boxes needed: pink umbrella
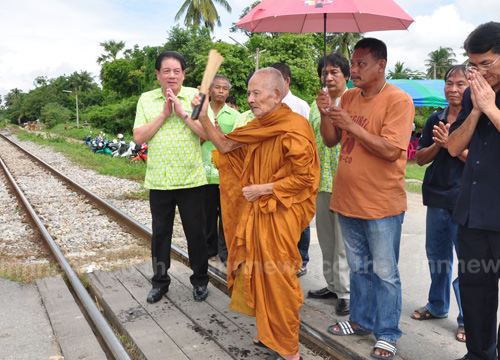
[235,0,414,84]
[235,0,414,34]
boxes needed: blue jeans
[339,213,404,344]
[425,207,463,325]
[298,225,310,268]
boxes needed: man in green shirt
[133,51,209,304]
[307,52,351,316]
[202,75,240,265]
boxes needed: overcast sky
[1,0,499,101]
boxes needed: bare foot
[373,343,396,358]
[330,320,362,332]
[456,326,466,342]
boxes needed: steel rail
[0,154,131,360]
[0,133,343,359]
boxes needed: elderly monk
[187,67,319,360]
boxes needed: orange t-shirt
[330,84,414,219]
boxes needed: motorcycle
[131,143,148,163]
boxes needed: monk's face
[247,73,281,118]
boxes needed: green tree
[425,47,457,79]
[387,61,427,80]
[102,59,135,97]
[326,32,364,59]
[40,102,71,128]
[164,25,213,86]
[175,0,232,31]
[97,40,126,64]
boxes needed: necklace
[362,81,387,98]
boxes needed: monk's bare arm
[190,94,243,153]
[242,183,274,202]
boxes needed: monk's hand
[242,184,273,202]
[432,122,450,149]
[214,118,224,136]
[316,89,331,116]
[191,93,211,125]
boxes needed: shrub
[40,103,71,128]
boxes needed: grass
[16,129,146,183]
[12,123,427,194]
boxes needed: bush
[40,103,72,128]
[82,96,139,134]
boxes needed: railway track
[0,131,358,360]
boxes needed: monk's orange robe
[219,104,320,355]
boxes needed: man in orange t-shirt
[187,67,320,360]
[320,38,414,360]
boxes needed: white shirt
[282,90,311,119]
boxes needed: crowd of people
[132,21,500,360]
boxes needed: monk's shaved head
[254,67,285,97]
[247,68,284,118]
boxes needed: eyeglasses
[466,54,500,72]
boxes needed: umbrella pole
[323,13,327,88]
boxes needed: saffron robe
[219,104,320,354]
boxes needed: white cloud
[0,0,496,101]
[371,4,475,73]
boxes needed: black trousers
[458,224,500,360]
[150,187,209,290]
[203,184,227,260]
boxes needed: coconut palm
[425,46,457,79]
[326,32,364,59]
[175,0,231,31]
[96,40,126,65]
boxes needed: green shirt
[201,103,240,184]
[133,86,207,190]
[232,109,255,130]
[308,101,340,193]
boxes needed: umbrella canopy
[347,79,448,108]
[235,0,414,34]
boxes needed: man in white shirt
[270,62,311,278]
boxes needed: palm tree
[388,61,411,79]
[425,47,457,79]
[96,40,126,65]
[68,71,96,92]
[175,0,231,31]
[326,32,364,59]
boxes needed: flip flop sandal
[328,321,371,336]
[411,306,447,320]
[253,338,268,348]
[456,325,466,342]
[264,353,302,360]
[371,340,397,360]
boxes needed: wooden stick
[191,49,224,119]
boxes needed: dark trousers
[458,224,500,360]
[203,184,227,260]
[150,187,209,290]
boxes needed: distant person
[411,65,469,344]
[133,51,209,304]
[448,21,500,360]
[188,67,320,360]
[323,38,414,359]
[307,51,351,317]
[270,62,311,278]
[225,95,238,111]
[202,75,239,265]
